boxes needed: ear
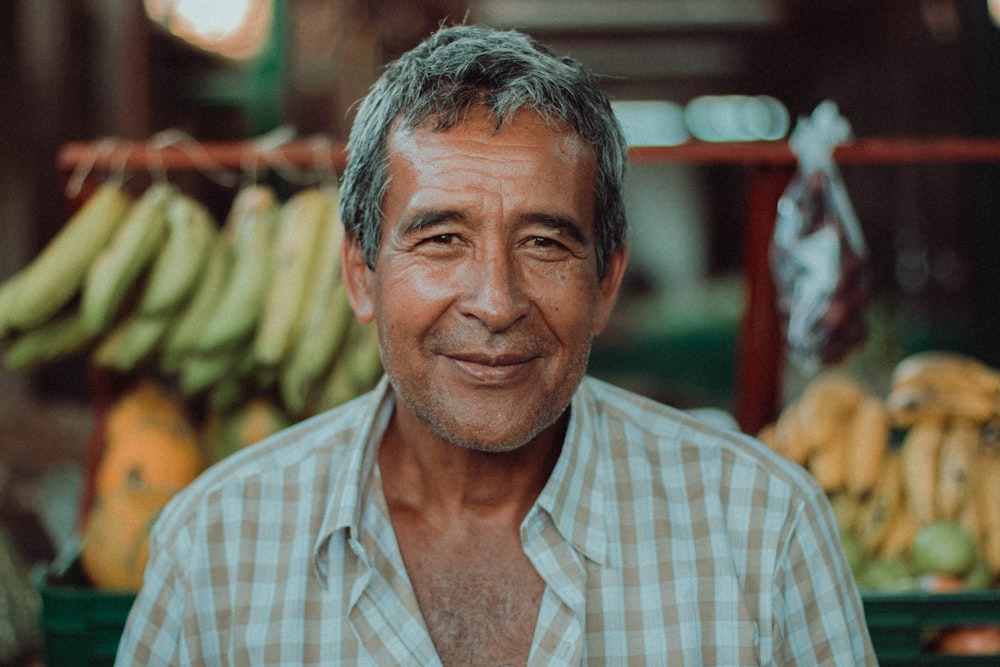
[341,232,376,324]
[592,243,629,336]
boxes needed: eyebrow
[402,209,461,236]
[402,209,589,245]
[522,212,589,245]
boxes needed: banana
[91,310,172,372]
[5,183,132,331]
[280,284,354,416]
[885,383,999,427]
[139,193,218,315]
[2,310,92,369]
[807,435,847,493]
[311,320,381,414]
[898,417,945,525]
[878,504,917,561]
[891,350,1000,396]
[796,372,865,455]
[828,490,860,537]
[974,444,1000,573]
[195,185,280,351]
[178,341,250,397]
[773,401,808,466]
[755,422,778,451]
[253,187,334,367]
[280,190,350,414]
[958,468,982,547]
[0,272,25,340]
[206,374,248,414]
[853,449,903,556]
[346,320,383,394]
[81,183,174,334]
[935,418,980,520]
[160,235,233,356]
[843,395,890,499]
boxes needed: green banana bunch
[3,311,92,370]
[81,183,174,334]
[0,276,23,341]
[2,183,131,332]
[279,186,350,414]
[91,309,173,372]
[253,187,335,367]
[139,192,218,315]
[195,185,280,352]
[160,235,233,359]
[178,343,248,397]
[313,319,382,413]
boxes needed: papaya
[79,481,179,591]
[95,377,205,499]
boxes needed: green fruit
[911,520,977,577]
[858,557,917,592]
[964,556,993,590]
[840,531,866,575]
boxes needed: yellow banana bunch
[760,352,1000,579]
[976,443,1000,573]
[898,417,945,526]
[886,351,1000,427]
[796,373,867,492]
[843,395,890,499]
[935,418,980,520]
[852,448,904,556]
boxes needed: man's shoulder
[579,376,822,496]
[151,391,375,541]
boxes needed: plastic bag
[770,101,869,372]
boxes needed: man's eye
[426,234,456,245]
[528,236,563,249]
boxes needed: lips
[447,351,538,383]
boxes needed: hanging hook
[65,138,117,199]
[148,128,240,188]
[307,133,338,189]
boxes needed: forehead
[385,106,595,176]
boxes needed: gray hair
[339,24,628,278]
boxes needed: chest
[397,528,546,666]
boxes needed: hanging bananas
[0,178,383,424]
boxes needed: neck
[378,405,567,524]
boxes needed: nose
[458,249,529,332]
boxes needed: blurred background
[2,1,1000,660]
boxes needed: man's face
[343,106,627,453]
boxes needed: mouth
[447,351,538,384]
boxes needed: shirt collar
[534,376,609,565]
[313,375,394,579]
[313,374,611,575]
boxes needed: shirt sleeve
[114,525,198,666]
[771,486,879,666]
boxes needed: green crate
[38,575,136,667]
[863,590,1000,665]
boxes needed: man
[116,24,877,665]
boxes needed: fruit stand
[4,135,1000,663]
[2,136,383,665]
